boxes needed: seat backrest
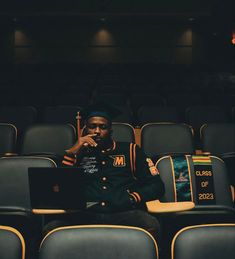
[20,124,76,156]
[0,225,25,259]
[0,156,56,211]
[166,94,202,109]
[186,106,230,149]
[0,123,17,155]
[137,106,181,126]
[232,106,235,122]
[42,106,81,126]
[207,94,235,107]
[0,93,17,106]
[200,123,235,186]
[185,106,230,132]
[112,123,135,143]
[39,225,158,259]
[130,94,166,112]
[93,93,127,106]
[53,93,90,106]
[0,106,37,133]
[141,123,195,160]
[111,105,133,124]
[200,123,235,155]
[13,92,53,108]
[171,224,235,259]
[221,153,235,185]
[156,155,233,209]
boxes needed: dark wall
[0,18,208,65]
[0,0,233,69]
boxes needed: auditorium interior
[0,1,235,259]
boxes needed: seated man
[44,102,165,241]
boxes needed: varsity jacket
[62,141,165,213]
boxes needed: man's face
[86,116,112,146]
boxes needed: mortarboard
[79,101,121,122]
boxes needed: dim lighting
[100,17,106,23]
[12,17,18,23]
[188,17,195,22]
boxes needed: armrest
[146,200,195,213]
[32,208,82,214]
[32,209,67,214]
[2,153,18,157]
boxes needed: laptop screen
[28,167,89,210]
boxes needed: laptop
[28,167,90,210]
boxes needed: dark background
[0,0,234,103]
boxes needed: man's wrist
[66,149,75,155]
[129,194,137,208]
[66,145,82,155]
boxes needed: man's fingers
[83,139,98,147]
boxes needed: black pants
[43,209,161,242]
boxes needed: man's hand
[66,134,98,155]
[108,189,137,212]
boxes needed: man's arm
[61,151,77,166]
[61,133,97,166]
[128,145,165,204]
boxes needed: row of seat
[1,154,233,214]
[0,122,234,184]
[0,121,234,155]
[1,68,234,93]
[1,224,235,259]
[0,104,235,135]
[0,154,234,258]
[1,92,235,109]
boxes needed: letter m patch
[110,155,126,167]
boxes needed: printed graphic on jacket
[146,158,159,175]
[80,156,100,174]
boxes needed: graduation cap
[79,102,121,123]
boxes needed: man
[44,102,165,241]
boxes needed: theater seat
[166,93,202,115]
[53,93,90,107]
[146,154,235,257]
[171,224,235,259]
[0,156,56,234]
[153,155,234,212]
[232,106,235,122]
[200,123,235,186]
[111,105,133,124]
[0,225,25,259]
[147,154,235,222]
[20,124,76,162]
[0,123,17,156]
[130,93,166,112]
[39,225,159,259]
[112,123,135,143]
[137,106,181,126]
[185,106,230,149]
[93,93,128,106]
[200,123,235,155]
[42,106,81,127]
[141,123,195,161]
[0,106,37,133]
